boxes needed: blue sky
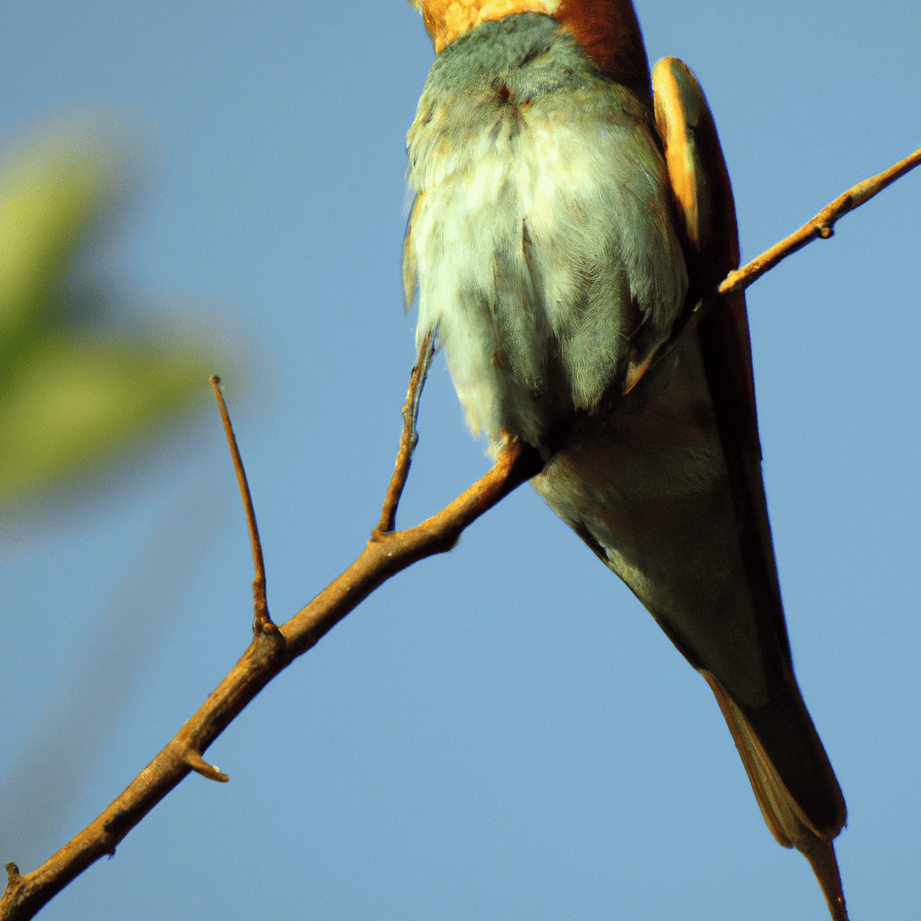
[2,2,920,919]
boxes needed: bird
[402,2,849,918]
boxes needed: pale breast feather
[404,14,687,447]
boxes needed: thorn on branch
[210,376,275,637]
[186,751,229,783]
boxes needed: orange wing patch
[653,57,710,256]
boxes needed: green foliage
[0,118,224,511]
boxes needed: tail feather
[702,671,849,920]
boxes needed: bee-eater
[403,2,848,918]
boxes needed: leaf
[0,115,232,514]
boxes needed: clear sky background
[2,2,920,919]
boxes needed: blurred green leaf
[0,117,229,512]
[0,128,109,345]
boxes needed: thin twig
[287,435,543,660]
[375,332,435,537]
[210,376,274,635]
[634,143,921,386]
[0,426,539,921]
[721,143,921,295]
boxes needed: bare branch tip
[186,752,229,783]
[716,144,920,302]
[375,331,437,535]
[4,862,22,885]
[211,377,271,628]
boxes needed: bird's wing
[534,53,848,919]
[652,56,849,918]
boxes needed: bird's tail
[701,671,849,921]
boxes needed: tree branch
[720,143,921,295]
[0,356,541,921]
[638,143,921,383]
